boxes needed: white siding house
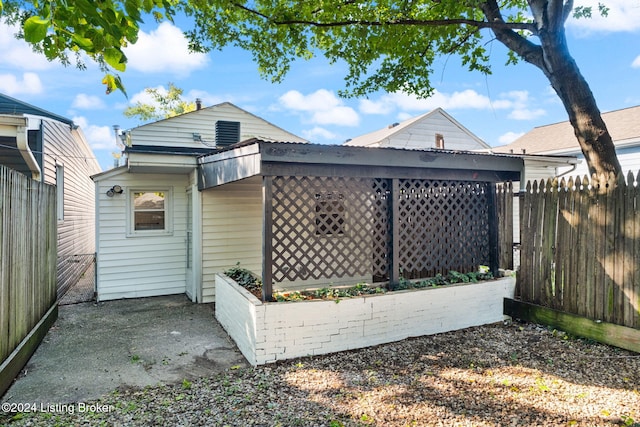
[493,105,640,244]
[344,107,491,151]
[494,105,640,179]
[0,93,101,296]
[93,102,306,302]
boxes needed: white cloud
[124,22,208,75]
[508,108,546,120]
[73,116,118,151]
[302,127,337,142]
[568,0,640,33]
[632,55,640,68]
[0,21,56,70]
[72,94,106,110]
[359,98,394,115]
[278,89,360,127]
[498,131,525,145]
[184,90,226,107]
[360,89,546,122]
[0,72,43,95]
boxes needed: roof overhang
[126,152,198,174]
[198,141,524,190]
[123,145,212,174]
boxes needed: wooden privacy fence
[518,172,639,329]
[0,165,57,395]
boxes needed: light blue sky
[1,0,640,171]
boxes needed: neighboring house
[491,107,640,245]
[344,107,491,151]
[0,93,101,296]
[92,102,308,303]
[494,105,640,179]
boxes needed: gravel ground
[2,321,639,427]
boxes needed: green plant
[182,379,192,390]
[224,263,262,293]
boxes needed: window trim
[56,163,64,222]
[126,188,173,237]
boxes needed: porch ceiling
[198,141,523,190]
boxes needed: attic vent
[215,120,240,147]
[435,133,444,149]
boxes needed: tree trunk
[481,0,622,179]
[535,26,622,179]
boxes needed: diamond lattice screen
[397,179,491,278]
[271,176,376,283]
[269,176,492,285]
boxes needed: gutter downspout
[16,122,42,181]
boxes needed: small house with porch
[94,101,523,305]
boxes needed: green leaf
[103,47,127,72]
[23,16,50,43]
[72,34,95,51]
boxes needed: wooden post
[487,182,500,277]
[388,178,400,288]
[262,176,274,302]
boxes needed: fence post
[487,183,499,277]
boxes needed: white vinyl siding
[561,145,640,179]
[381,112,485,151]
[40,121,101,264]
[130,102,306,148]
[95,171,189,301]
[201,176,263,303]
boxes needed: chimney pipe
[196,98,202,110]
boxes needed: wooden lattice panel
[397,179,490,278]
[271,176,375,284]
[372,178,391,281]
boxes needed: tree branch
[480,0,545,70]
[231,2,537,33]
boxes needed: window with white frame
[128,189,171,235]
[56,164,64,221]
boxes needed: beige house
[344,107,491,151]
[0,93,101,297]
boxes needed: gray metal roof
[0,93,75,126]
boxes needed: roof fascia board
[259,142,523,173]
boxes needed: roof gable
[495,105,640,155]
[128,102,307,149]
[344,107,490,150]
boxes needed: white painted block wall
[215,274,516,366]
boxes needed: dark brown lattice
[269,176,492,286]
[271,176,375,283]
[397,179,490,278]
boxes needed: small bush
[224,263,262,294]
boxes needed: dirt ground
[2,320,638,426]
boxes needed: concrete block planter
[215,274,516,366]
